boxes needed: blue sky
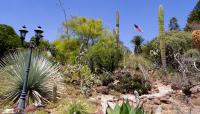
[0,0,198,49]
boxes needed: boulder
[160,98,171,104]
[154,99,161,105]
[96,86,109,94]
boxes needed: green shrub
[113,69,151,95]
[0,24,21,56]
[184,49,200,59]
[52,38,81,64]
[106,100,145,114]
[64,64,95,95]
[66,100,89,114]
[100,72,114,86]
[142,31,194,69]
[0,50,61,104]
[86,38,123,73]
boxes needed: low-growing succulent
[106,100,145,114]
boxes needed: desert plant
[142,31,194,69]
[66,100,89,114]
[113,69,151,95]
[158,5,167,71]
[0,50,61,105]
[86,37,123,73]
[131,36,144,55]
[64,64,95,95]
[106,100,145,114]
[192,30,200,51]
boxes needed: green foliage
[64,64,95,94]
[33,109,48,114]
[66,100,89,114]
[106,100,145,114]
[131,36,144,55]
[0,50,61,104]
[142,31,194,69]
[64,17,104,45]
[52,38,81,64]
[184,1,200,31]
[169,17,180,31]
[0,24,21,56]
[100,72,114,86]
[86,38,123,73]
[184,49,200,59]
[114,70,151,95]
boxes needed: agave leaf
[113,103,121,114]
[120,102,129,114]
[125,99,131,112]
[135,106,145,114]
[106,104,114,114]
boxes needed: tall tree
[169,17,180,31]
[184,0,200,31]
[131,35,144,55]
[158,5,167,71]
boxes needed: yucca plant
[0,50,61,105]
[106,100,145,114]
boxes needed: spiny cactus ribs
[192,30,200,51]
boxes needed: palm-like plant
[0,50,61,105]
[131,35,144,55]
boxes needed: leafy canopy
[0,24,21,56]
[64,17,104,45]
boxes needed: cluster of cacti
[158,5,167,71]
[106,100,145,114]
[192,30,200,51]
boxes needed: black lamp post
[17,26,43,113]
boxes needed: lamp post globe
[19,26,28,46]
[34,26,43,46]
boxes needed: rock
[160,98,171,104]
[96,86,109,94]
[155,105,162,114]
[190,85,200,94]
[171,83,180,90]
[191,94,198,99]
[141,98,148,103]
[154,99,161,105]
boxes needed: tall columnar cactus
[115,10,120,47]
[192,30,200,51]
[158,5,167,71]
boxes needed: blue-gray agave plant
[0,50,61,105]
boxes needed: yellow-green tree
[158,5,166,71]
[53,38,81,64]
[64,17,103,46]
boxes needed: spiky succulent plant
[106,100,145,114]
[0,50,61,105]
